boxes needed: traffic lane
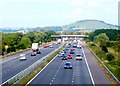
[52,58,73,84]
[29,44,92,85]
[2,44,57,65]
[82,43,111,84]
[2,44,61,83]
[2,44,60,71]
[2,49,33,63]
[73,48,92,84]
[53,48,92,84]
[28,54,63,84]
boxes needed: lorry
[32,43,39,52]
[57,39,62,44]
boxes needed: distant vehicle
[73,40,77,44]
[70,48,74,50]
[44,45,47,48]
[62,55,67,60]
[77,44,82,48]
[67,55,72,59]
[31,52,36,56]
[64,62,72,69]
[76,54,82,60]
[58,53,63,57]
[63,49,66,53]
[32,43,39,52]
[36,50,41,54]
[73,44,77,48]
[20,54,26,61]
[61,51,65,55]
[70,50,74,54]
[49,45,53,48]
[65,48,68,51]
[57,39,62,44]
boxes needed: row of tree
[85,29,120,61]
[88,29,120,41]
[2,30,58,55]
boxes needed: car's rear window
[76,55,81,57]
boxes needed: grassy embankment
[86,41,120,82]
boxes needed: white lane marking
[82,47,95,85]
[72,52,76,85]
[50,61,63,84]
[26,45,64,85]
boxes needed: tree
[16,37,31,49]
[94,33,109,47]
[94,33,109,42]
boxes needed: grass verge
[85,41,120,84]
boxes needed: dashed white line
[50,61,63,84]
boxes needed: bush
[91,43,96,46]
[101,46,108,53]
[107,53,114,61]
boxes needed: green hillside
[62,20,118,32]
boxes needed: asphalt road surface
[1,44,61,84]
[28,43,93,85]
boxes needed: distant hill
[62,20,118,32]
[0,20,118,33]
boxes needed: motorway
[27,43,93,85]
[1,43,61,84]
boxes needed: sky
[0,0,119,28]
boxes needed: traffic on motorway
[1,43,61,84]
[27,39,93,85]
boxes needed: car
[58,53,63,57]
[63,49,66,53]
[44,45,47,48]
[67,55,72,59]
[20,54,26,61]
[77,44,82,48]
[73,44,77,48]
[70,50,74,54]
[62,55,67,60]
[61,51,65,55]
[31,52,36,56]
[49,45,53,48]
[64,62,72,69]
[65,48,68,51]
[70,48,74,50]
[76,54,82,60]
[36,50,41,54]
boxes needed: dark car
[64,62,72,69]
[62,55,67,60]
[63,49,66,53]
[70,50,74,54]
[37,50,41,54]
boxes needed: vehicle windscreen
[76,55,81,57]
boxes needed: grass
[86,41,120,83]
[16,45,65,85]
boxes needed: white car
[49,45,53,48]
[76,54,82,60]
[61,51,65,55]
[20,54,26,61]
[77,44,82,48]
